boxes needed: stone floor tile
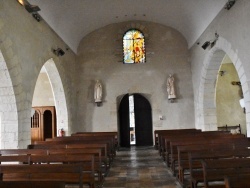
[103,146,181,188]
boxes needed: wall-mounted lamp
[202,33,219,50]
[17,0,25,6]
[32,13,41,22]
[17,0,41,22]
[231,81,241,86]
[225,0,236,10]
[219,70,226,76]
[53,48,65,56]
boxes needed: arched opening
[31,58,68,143]
[216,55,246,135]
[118,93,153,147]
[196,38,248,135]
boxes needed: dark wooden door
[43,110,53,140]
[118,93,153,147]
[118,94,130,147]
[134,94,153,146]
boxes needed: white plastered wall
[191,0,250,136]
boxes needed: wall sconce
[231,81,241,86]
[25,4,41,13]
[17,0,41,12]
[17,0,41,22]
[32,13,41,22]
[202,33,219,50]
[53,48,65,56]
[225,0,236,10]
[219,70,226,76]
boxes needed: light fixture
[231,81,241,86]
[201,33,219,50]
[17,0,25,6]
[202,41,211,50]
[25,4,41,13]
[219,70,226,76]
[53,48,65,56]
[32,13,41,22]
[225,0,236,10]
[17,0,41,22]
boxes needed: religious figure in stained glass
[123,29,145,64]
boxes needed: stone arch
[0,50,18,149]
[42,58,69,135]
[196,37,249,136]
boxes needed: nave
[103,146,180,188]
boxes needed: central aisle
[103,146,181,188]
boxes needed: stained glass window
[123,29,145,64]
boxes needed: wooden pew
[177,140,250,184]
[71,132,118,150]
[161,131,237,162]
[218,124,241,134]
[0,149,48,156]
[155,129,201,154]
[188,149,250,188]
[47,148,104,182]
[28,142,111,168]
[166,133,244,168]
[202,158,250,188]
[224,174,250,188]
[154,129,200,149]
[0,164,87,188]
[0,149,97,187]
[169,136,246,174]
[30,154,95,188]
[41,136,116,160]
[0,181,65,188]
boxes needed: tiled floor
[103,146,181,188]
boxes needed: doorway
[118,93,153,147]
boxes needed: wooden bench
[155,129,200,154]
[71,132,118,150]
[188,149,250,188]
[177,140,250,184]
[202,158,250,188]
[40,136,116,160]
[0,149,48,156]
[28,143,111,168]
[47,148,104,182]
[224,174,250,188]
[0,164,87,188]
[0,181,65,188]
[0,151,96,187]
[34,154,95,187]
[218,124,241,134]
[161,131,237,162]
[166,134,245,169]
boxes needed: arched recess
[42,58,68,135]
[0,50,18,149]
[118,93,153,147]
[196,37,250,136]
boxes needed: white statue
[166,74,176,100]
[94,80,102,103]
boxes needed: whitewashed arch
[42,58,69,135]
[196,37,249,136]
[0,50,18,149]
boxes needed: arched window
[123,29,145,64]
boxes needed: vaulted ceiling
[28,0,228,53]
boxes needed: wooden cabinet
[31,106,56,143]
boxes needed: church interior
[0,0,250,187]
